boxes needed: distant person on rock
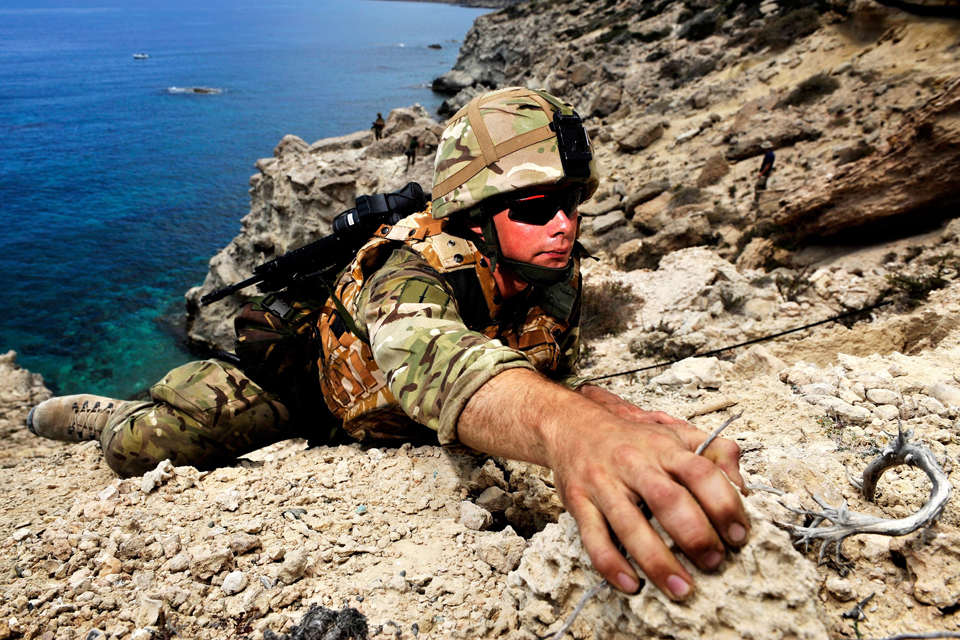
[404,135,421,170]
[372,112,385,140]
[754,140,775,202]
[28,87,748,602]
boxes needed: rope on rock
[588,300,893,383]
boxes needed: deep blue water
[0,0,486,399]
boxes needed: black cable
[588,299,893,383]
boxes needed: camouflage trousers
[101,360,296,478]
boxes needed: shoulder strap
[444,269,493,329]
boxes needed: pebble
[221,570,248,595]
[459,502,493,531]
[866,388,900,406]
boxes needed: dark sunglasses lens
[507,191,580,225]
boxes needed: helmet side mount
[551,110,593,179]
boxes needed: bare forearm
[457,368,602,468]
[456,368,750,600]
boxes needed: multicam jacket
[316,209,583,451]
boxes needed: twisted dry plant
[779,422,952,564]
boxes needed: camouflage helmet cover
[431,87,600,219]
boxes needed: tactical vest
[316,209,580,443]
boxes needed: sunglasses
[504,190,581,226]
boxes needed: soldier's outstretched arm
[457,368,749,600]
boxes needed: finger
[673,423,748,494]
[698,436,749,495]
[670,452,751,548]
[630,410,687,426]
[564,491,643,594]
[598,486,695,600]
[633,463,729,572]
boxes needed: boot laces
[68,400,116,440]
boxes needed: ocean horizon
[0,0,488,400]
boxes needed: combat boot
[27,395,123,442]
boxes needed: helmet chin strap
[470,204,574,288]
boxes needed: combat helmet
[431,87,599,286]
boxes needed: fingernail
[728,523,747,544]
[617,572,640,593]
[667,575,691,599]
[703,550,723,569]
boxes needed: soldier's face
[493,195,578,269]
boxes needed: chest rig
[315,209,580,443]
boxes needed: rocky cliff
[3,1,960,639]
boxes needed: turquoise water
[0,0,486,399]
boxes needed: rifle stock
[199,182,427,307]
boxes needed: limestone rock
[222,571,248,595]
[616,214,713,271]
[460,501,493,531]
[506,506,829,639]
[736,237,776,271]
[141,460,175,493]
[278,549,309,585]
[734,345,788,379]
[589,83,622,118]
[431,69,475,93]
[614,118,665,152]
[623,179,671,215]
[475,526,526,574]
[590,211,627,235]
[651,357,723,389]
[891,530,960,607]
[188,546,233,582]
[776,80,960,239]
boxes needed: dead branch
[778,423,952,564]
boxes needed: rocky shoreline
[3,0,960,638]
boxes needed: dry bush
[581,280,643,340]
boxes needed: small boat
[133,53,149,59]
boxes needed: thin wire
[589,300,892,383]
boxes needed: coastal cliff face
[188,0,960,355]
[4,2,960,639]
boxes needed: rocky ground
[4,0,960,638]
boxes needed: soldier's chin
[535,252,572,268]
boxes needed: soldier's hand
[545,404,749,600]
[457,369,749,601]
[576,384,747,493]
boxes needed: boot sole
[26,406,37,436]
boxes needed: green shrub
[775,268,812,302]
[779,72,840,107]
[720,289,746,313]
[885,271,948,305]
[581,281,644,340]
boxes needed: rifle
[201,182,428,306]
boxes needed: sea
[0,0,488,400]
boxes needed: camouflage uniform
[100,225,582,476]
[98,86,595,477]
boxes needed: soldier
[754,139,776,202]
[404,135,420,170]
[28,87,748,600]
